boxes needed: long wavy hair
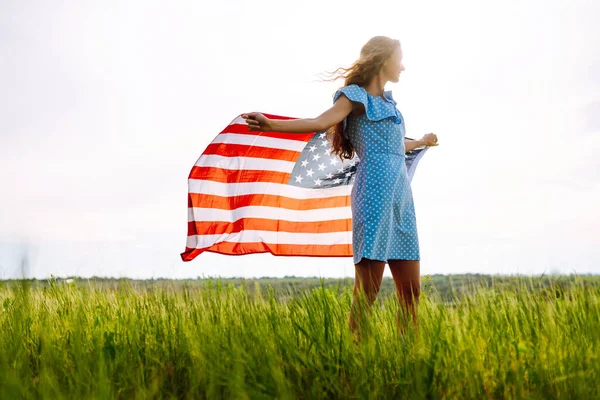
[320,36,401,161]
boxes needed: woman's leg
[348,257,386,340]
[388,259,421,338]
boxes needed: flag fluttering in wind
[181,113,429,262]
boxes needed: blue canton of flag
[288,130,358,188]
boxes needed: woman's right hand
[421,132,439,146]
[241,112,273,132]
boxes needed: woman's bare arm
[405,133,439,152]
[404,139,426,153]
[243,95,354,133]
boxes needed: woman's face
[383,47,404,83]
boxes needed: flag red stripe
[181,242,352,261]
[187,217,351,235]
[181,248,204,261]
[189,167,290,183]
[203,143,301,161]
[187,194,197,236]
[188,193,350,211]
[220,124,315,142]
[260,113,299,120]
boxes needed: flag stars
[290,130,364,189]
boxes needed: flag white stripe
[196,154,296,173]
[212,133,308,152]
[194,154,296,172]
[227,115,246,125]
[188,206,351,222]
[188,180,353,199]
[186,230,352,248]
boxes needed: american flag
[180,113,429,261]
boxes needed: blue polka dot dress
[333,84,420,264]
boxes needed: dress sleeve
[333,84,369,109]
[333,84,401,124]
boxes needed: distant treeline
[2,273,598,303]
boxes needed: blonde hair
[320,36,401,161]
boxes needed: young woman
[242,36,438,339]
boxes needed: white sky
[1,0,599,279]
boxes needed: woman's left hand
[421,133,439,146]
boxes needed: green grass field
[1,276,598,399]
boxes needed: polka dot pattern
[333,84,420,264]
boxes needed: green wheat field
[1,274,599,399]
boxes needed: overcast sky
[1,0,599,280]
